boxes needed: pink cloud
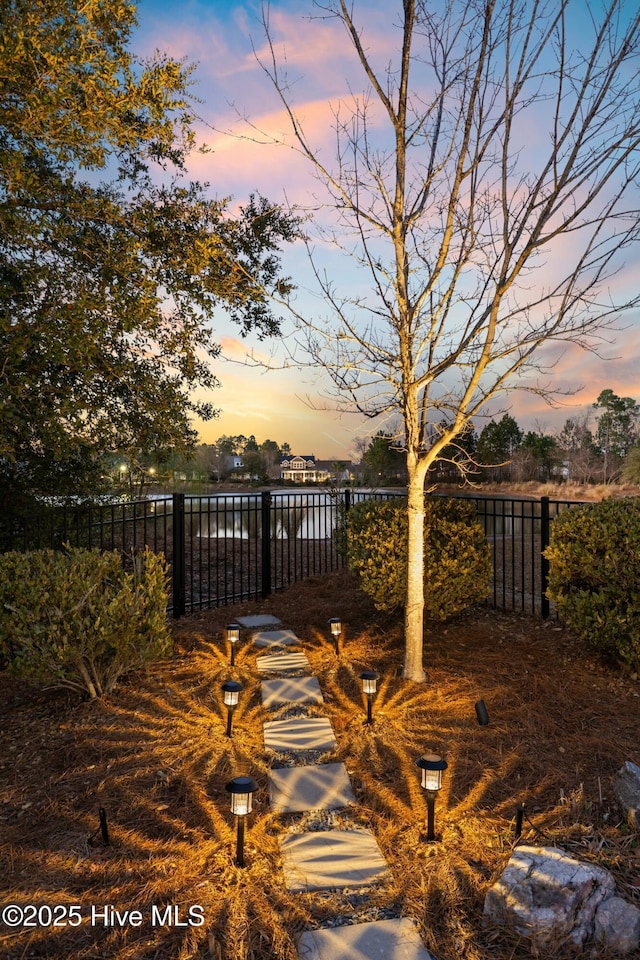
[488,323,640,433]
[184,89,385,218]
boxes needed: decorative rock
[483,845,637,949]
[614,760,640,830]
[594,896,640,954]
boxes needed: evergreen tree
[362,432,406,485]
[477,415,523,481]
[593,390,640,482]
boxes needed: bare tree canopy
[256,0,640,680]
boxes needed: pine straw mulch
[1,571,639,960]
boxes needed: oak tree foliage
[0,0,297,500]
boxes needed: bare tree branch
[253,0,640,679]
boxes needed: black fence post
[540,496,550,619]
[344,488,351,512]
[172,492,186,619]
[261,491,272,599]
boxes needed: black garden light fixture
[416,753,448,841]
[328,617,342,653]
[221,680,243,738]
[359,670,379,724]
[226,623,241,666]
[474,698,490,725]
[225,775,258,867]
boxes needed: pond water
[145,488,397,540]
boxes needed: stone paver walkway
[254,628,300,648]
[252,622,433,960]
[236,614,282,628]
[269,762,355,814]
[264,717,337,753]
[281,829,389,891]
[261,676,324,709]
[297,919,435,960]
[256,651,311,674]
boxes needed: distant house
[224,455,258,481]
[280,455,352,483]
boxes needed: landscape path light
[359,670,379,725]
[475,699,490,726]
[225,775,258,867]
[416,753,448,841]
[328,617,342,653]
[221,680,243,738]
[226,623,241,666]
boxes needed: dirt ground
[1,570,639,960]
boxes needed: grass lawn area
[1,570,639,960]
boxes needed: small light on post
[416,753,448,841]
[359,670,378,725]
[226,623,241,666]
[328,618,342,653]
[225,775,258,867]
[221,680,243,738]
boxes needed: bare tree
[255,0,640,681]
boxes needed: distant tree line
[106,435,293,493]
[102,387,640,494]
[355,389,640,487]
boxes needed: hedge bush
[0,546,171,698]
[345,497,492,619]
[545,498,640,669]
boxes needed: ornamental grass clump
[0,545,170,698]
[345,497,492,619]
[545,497,640,669]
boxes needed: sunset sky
[135,0,640,459]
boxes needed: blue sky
[133,0,640,457]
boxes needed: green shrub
[545,498,640,669]
[345,497,492,619]
[0,546,171,698]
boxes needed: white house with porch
[280,455,352,483]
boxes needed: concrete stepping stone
[269,762,355,814]
[236,614,282,628]
[280,829,388,892]
[254,629,299,648]
[264,717,337,753]
[297,919,435,960]
[256,651,311,674]
[262,676,324,709]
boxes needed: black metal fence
[436,493,585,617]
[1,489,586,618]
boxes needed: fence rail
[1,490,586,618]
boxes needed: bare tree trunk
[256,0,640,681]
[404,455,428,682]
